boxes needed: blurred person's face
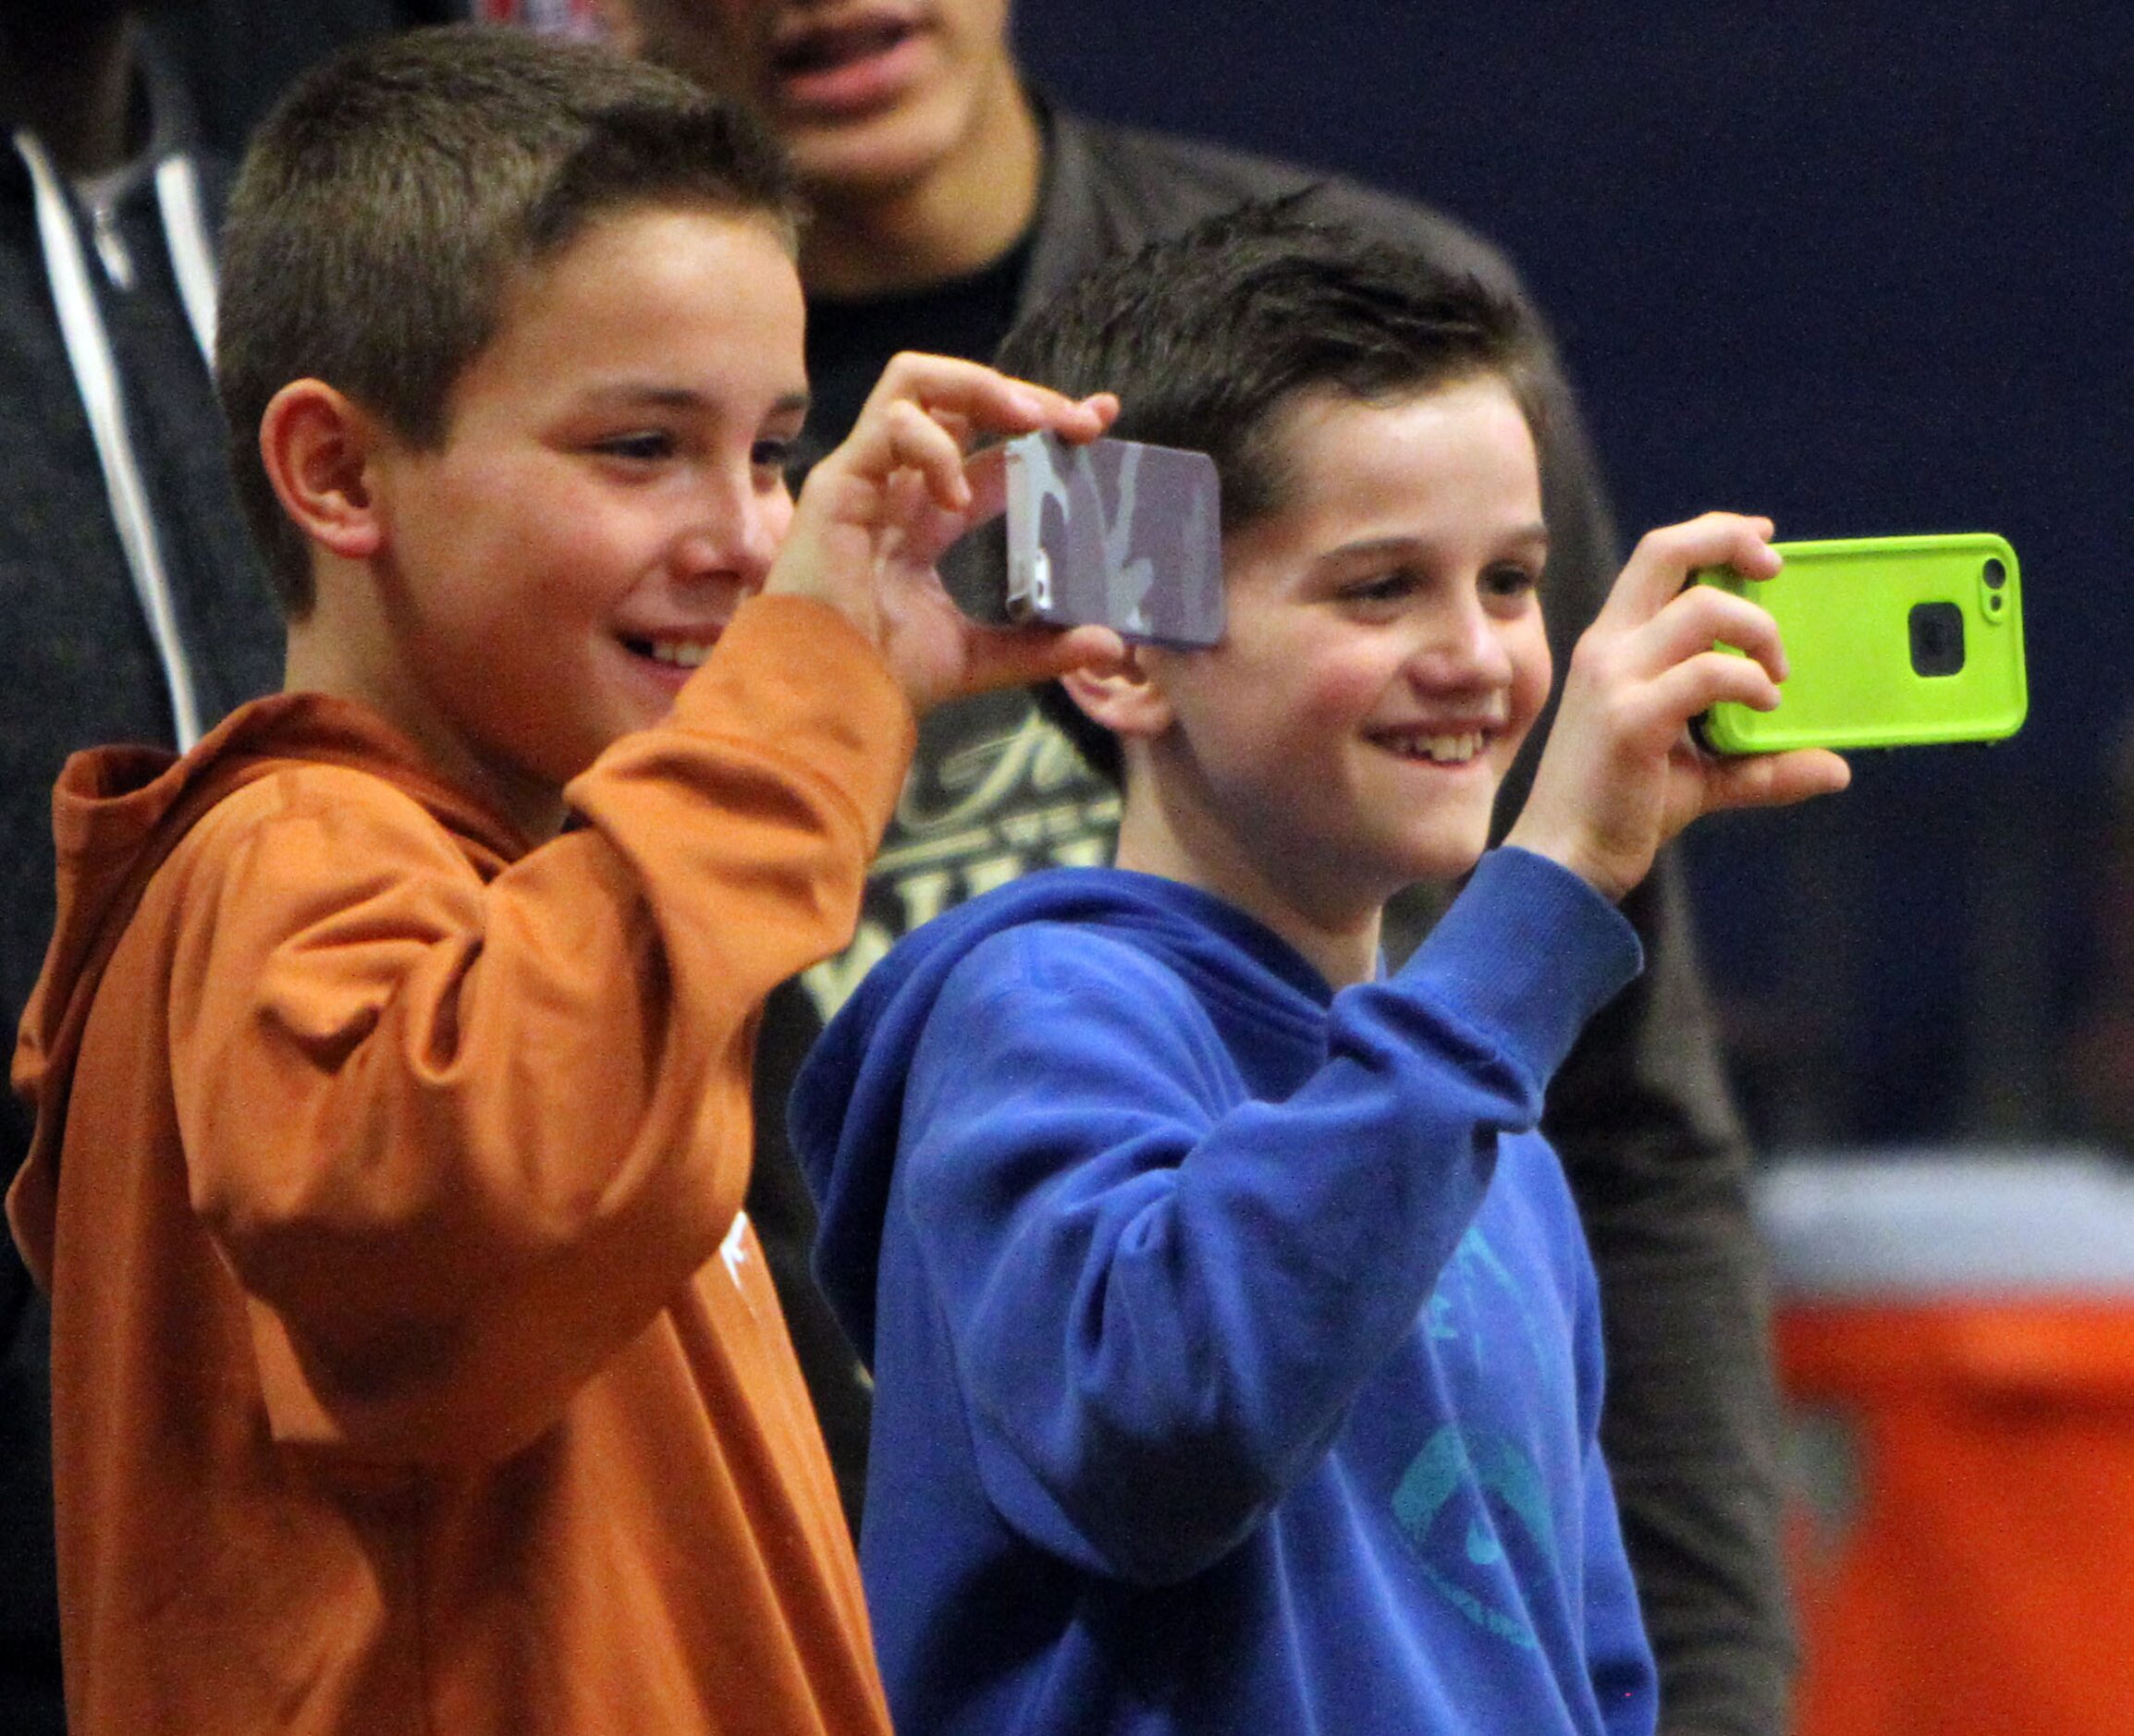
[602,0,1021,198]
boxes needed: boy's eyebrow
[1321,522,1551,562]
[580,384,813,420]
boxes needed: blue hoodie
[791,847,1658,1735]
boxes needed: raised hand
[765,352,1127,715]
[1504,512,1851,899]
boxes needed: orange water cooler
[1760,1152,2134,1736]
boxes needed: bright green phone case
[1695,532,2028,753]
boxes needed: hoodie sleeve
[162,597,912,1464]
[893,847,1640,1583]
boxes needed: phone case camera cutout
[1693,532,2027,753]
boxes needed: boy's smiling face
[1127,376,1551,947]
[354,204,809,835]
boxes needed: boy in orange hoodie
[5,25,1120,1733]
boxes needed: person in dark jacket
[2,6,286,1730]
[598,5,1794,1727]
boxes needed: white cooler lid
[1756,1147,2134,1297]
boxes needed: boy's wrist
[655,593,916,835]
[1398,846,1644,1083]
[1497,817,1637,904]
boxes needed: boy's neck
[797,73,1042,299]
[1113,796,1385,991]
[285,601,569,847]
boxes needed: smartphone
[1003,431,1225,647]
[1693,533,2027,753]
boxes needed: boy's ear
[1061,648,1173,741]
[257,379,387,563]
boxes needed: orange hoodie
[8,595,902,1734]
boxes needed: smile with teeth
[631,638,717,670]
[1374,727,1490,764]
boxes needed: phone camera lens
[1982,556,2007,590]
[1909,601,1966,677]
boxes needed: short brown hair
[217,24,802,615]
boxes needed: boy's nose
[676,479,786,593]
[1407,595,1514,690]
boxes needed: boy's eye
[594,431,676,463]
[752,437,794,471]
[1341,572,1415,607]
[1482,561,1541,601]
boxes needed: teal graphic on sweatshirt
[1389,1227,1558,1648]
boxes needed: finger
[881,398,974,512]
[960,391,1122,523]
[880,463,949,546]
[812,394,971,517]
[1635,648,1785,737]
[1044,622,1131,679]
[1697,747,1852,815]
[956,621,1130,699]
[1603,512,1779,627]
[1637,582,1790,682]
[883,446,1010,578]
[864,352,1112,445]
[1016,387,1110,445]
[1070,393,1122,441]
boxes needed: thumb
[958,622,1129,699]
[1699,747,1853,817]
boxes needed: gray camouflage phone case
[1003,432,1225,647]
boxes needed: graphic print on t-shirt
[803,694,1121,1021]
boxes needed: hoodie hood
[790,867,1334,1366]
[6,691,521,1289]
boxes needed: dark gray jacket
[1,58,282,1736]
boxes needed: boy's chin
[1391,825,1493,889]
[786,101,958,196]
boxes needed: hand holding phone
[1504,512,1849,902]
[769,356,1123,715]
[1694,533,2027,752]
[1002,431,1225,647]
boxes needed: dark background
[1016,0,2133,1155]
[160,0,2133,1155]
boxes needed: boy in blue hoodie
[789,207,1847,1735]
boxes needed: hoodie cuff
[668,594,917,845]
[1398,846,1644,1083]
